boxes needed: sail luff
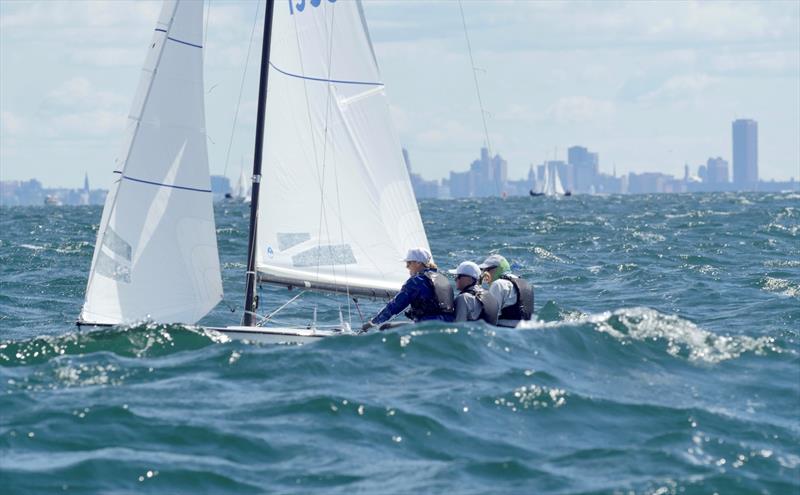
[81,1,180,320]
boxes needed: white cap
[455,261,481,280]
[403,247,432,264]
[479,254,507,270]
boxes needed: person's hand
[360,320,375,333]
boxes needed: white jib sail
[80,0,222,325]
[552,163,566,195]
[234,168,250,201]
[255,0,429,297]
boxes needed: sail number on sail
[290,0,336,15]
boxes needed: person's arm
[488,281,511,319]
[371,280,415,325]
[454,294,469,322]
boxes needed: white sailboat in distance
[78,0,430,344]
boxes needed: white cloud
[415,119,485,147]
[35,78,128,137]
[72,47,147,68]
[47,110,126,137]
[1,111,26,135]
[0,1,159,29]
[548,97,615,125]
[389,104,412,133]
[712,51,799,75]
[44,77,127,110]
[639,74,717,103]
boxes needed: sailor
[479,254,534,327]
[453,261,499,325]
[361,248,455,332]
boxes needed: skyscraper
[732,119,758,189]
[568,145,599,193]
[80,172,90,205]
[705,157,729,184]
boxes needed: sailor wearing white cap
[361,248,455,332]
[453,261,499,325]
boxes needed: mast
[243,0,275,326]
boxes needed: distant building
[80,172,90,205]
[732,119,758,189]
[705,157,729,185]
[568,145,599,193]
[448,170,473,198]
[628,172,672,194]
[444,147,509,198]
[0,178,108,206]
[403,148,440,199]
[697,164,707,182]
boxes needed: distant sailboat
[79,0,429,343]
[232,166,251,203]
[530,163,570,197]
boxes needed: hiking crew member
[479,254,534,327]
[453,261,499,325]
[361,248,454,332]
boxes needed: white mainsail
[80,0,222,325]
[254,0,429,297]
[538,166,549,195]
[542,163,566,196]
[233,167,251,202]
[551,163,566,196]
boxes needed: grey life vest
[498,274,534,321]
[462,284,499,325]
[406,270,455,321]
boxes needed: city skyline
[1,1,798,189]
[2,114,793,193]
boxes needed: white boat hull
[209,325,345,344]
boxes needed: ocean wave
[518,307,782,364]
[0,324,228,367]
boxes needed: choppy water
[1,192,799,494]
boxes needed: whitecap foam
[533,246,569,264]
[517,307,781,364]
[760,277,800,299]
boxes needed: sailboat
[230,165,251,203]
[530,162,570,197]
[547,163,567,196]
[529,165,546,196]
[77,0,430,344]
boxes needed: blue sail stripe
[269,62,383,86]
[153,28,202,49]
[122,175,211,193]
[167,36,202,49]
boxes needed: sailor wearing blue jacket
[361,248,455,332]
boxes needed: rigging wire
[259,290,308,325]
[221,0,262,179]
[292,3,353,324]
[458,0,492,157]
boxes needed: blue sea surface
[1,192,799,494]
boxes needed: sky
[1,0,798,190]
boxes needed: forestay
[80,0,222,325]
[255,0,429,297]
